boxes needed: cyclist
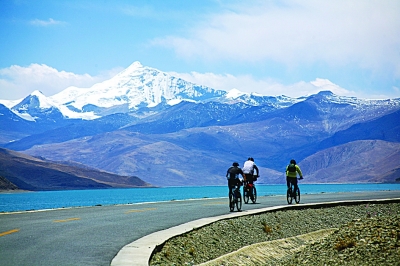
[226,162,245,206]
[242,157,259,184]
[285,159,303,192]
[242,157,259,199]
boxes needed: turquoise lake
[1,183,400,212]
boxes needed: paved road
[1,191,399,266]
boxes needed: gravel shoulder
[150,202,400,265]
[197,228,338,266]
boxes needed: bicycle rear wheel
[294,187,300,204]
[243,186,249,204]
[251,186,257,203]
[229,192,234,212]
[286,188,293,204]
[235,192,242,211]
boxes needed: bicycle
[243,176,258,204]
[287,178,302,204]
[229,181,242,212]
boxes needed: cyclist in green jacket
[285,159,303,191]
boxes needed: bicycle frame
[229,184,242,212]
[286,178,301,204]
[243,179,257,204]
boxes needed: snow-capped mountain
[12,90,65,122]
[4,61,309,121]
[220,88,300,108]
[48,61,227,119]
[1,61,400,131]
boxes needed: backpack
[288,163,296,173]
[228,166,241,179]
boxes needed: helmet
[250,157,254,162]
[290,159,296,164]
[232,162,239,167]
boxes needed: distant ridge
[0,148,153,191]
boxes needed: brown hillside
[301,140,400,183]
[0,148,153,191]
[0,176,18,190]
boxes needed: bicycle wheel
[251,186,257,203]
[294,187,300,204]
[243,186,249,204]
[235,192,242,211]
[286,188,293,204]
[229,192,234,212]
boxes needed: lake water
[1,183,400,213]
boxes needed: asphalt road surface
[1,191,399,266]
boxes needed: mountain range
[1,61,400,188]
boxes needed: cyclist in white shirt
[242,157,259,184]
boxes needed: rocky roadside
[284,214,399,266]
[150,203,400,266]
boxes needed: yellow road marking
[53,217,81,223]
[0,229,20,237]
[125,208,157,214]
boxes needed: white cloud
[155,1,400,76]
[0,64,117,100]
[29,18,66,26]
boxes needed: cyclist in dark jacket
[226,162,245,202]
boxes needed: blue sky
[1,0,399,100]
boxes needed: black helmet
[233,162,239,167]
[248,157,254,161]
[290,159,296,164]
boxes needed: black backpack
[288,164,296,173]
[228,166,241,179]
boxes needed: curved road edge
[111,197,400,266]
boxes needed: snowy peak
[11,90,65,121]
[221,88,300,108]
[13,90,56,112]
[225,88,246,99]
[116,61,144,75]
[50,61,226,113]
[309,90,400,109]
